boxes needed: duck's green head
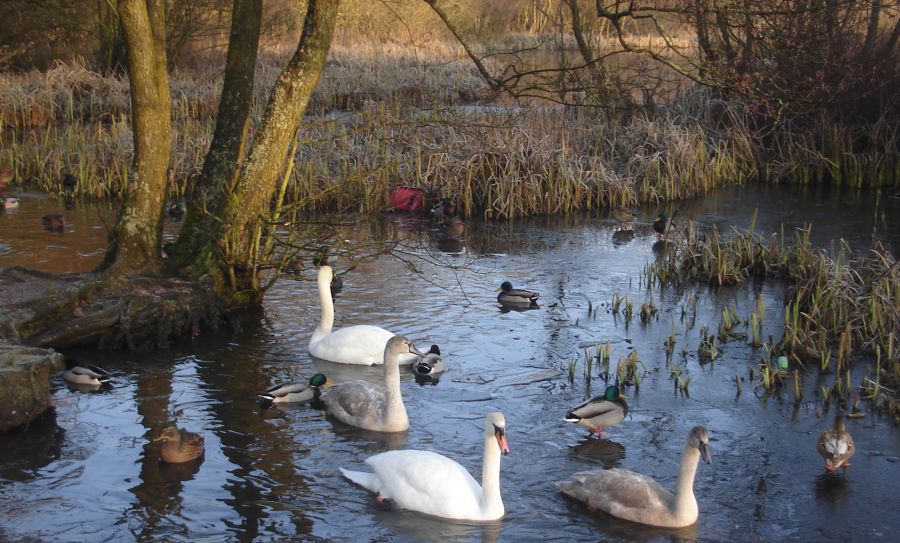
[499,281,513,292]
[605,385,624,401]
[658,211,669,221]
[312,245,330,266]
[309,373,329,387]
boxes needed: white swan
[557,426,712,528]
[341,411,510,521]
[309,265,421,365]
[321,335,423,432]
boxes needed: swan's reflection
[327,422,408,451]
[373,509,502,543]
[561,498,699,543]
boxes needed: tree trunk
[166,0,263,280]
[219,0,339,302]
[101,0,172,275]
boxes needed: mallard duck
[565,385,628,438]
[309,266,425,365]
[557,426,712,528]
[497,281,539,307]
[412,345,446,376]
[62,358,111,386]
[341,411,510,521]
[653,211,671,239]
[42,214,65,232]
[62,173,77,191]
[431,198,457,220]
[168,199,185,220]
[258,373,331,408]
[439,215,466,239]
[312,244,330,267]
[816,415,855,472]
[322,335,424,432]
[154,425,205,463]
[0,196,19,209]
[611,207,637,230]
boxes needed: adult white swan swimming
[340,412,510,522]
[309,265,423,365]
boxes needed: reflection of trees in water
[280,212,610,265]
[127,362,182,538]
[192,331,316,541]
[0,408,65,481]
[122,320,321,541]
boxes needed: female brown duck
[154,425,205,463]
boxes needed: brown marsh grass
[650,221,900,419]
[0,36,896,214]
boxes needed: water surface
[1,184,898,542]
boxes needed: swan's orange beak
[495,427,510,456]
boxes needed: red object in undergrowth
[388,186,426,212]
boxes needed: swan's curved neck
[672,445,700,516]
[314,271,334,338]
[382,357,407,426]
[480,432,503,516]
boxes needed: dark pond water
[1,184,899,542]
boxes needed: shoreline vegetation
[1,39,897,216]
[0,2,897,419]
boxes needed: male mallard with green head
[564,385,629,438]
[653,211,671,240]
[258,373,331,408]
[497,281,539,307]
[431,198,457,220]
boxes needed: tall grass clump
[651,221,899,417]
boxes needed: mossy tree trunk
[181,0,339,303]
[101,0,172,276]
[165,0,262,282]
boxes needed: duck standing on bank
[653,211,673,240]
[564,385,628,439]
[816,415,855,472]
[611,208,637,230]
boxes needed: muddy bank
[0,341,63,431]
[0,266,231,351]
